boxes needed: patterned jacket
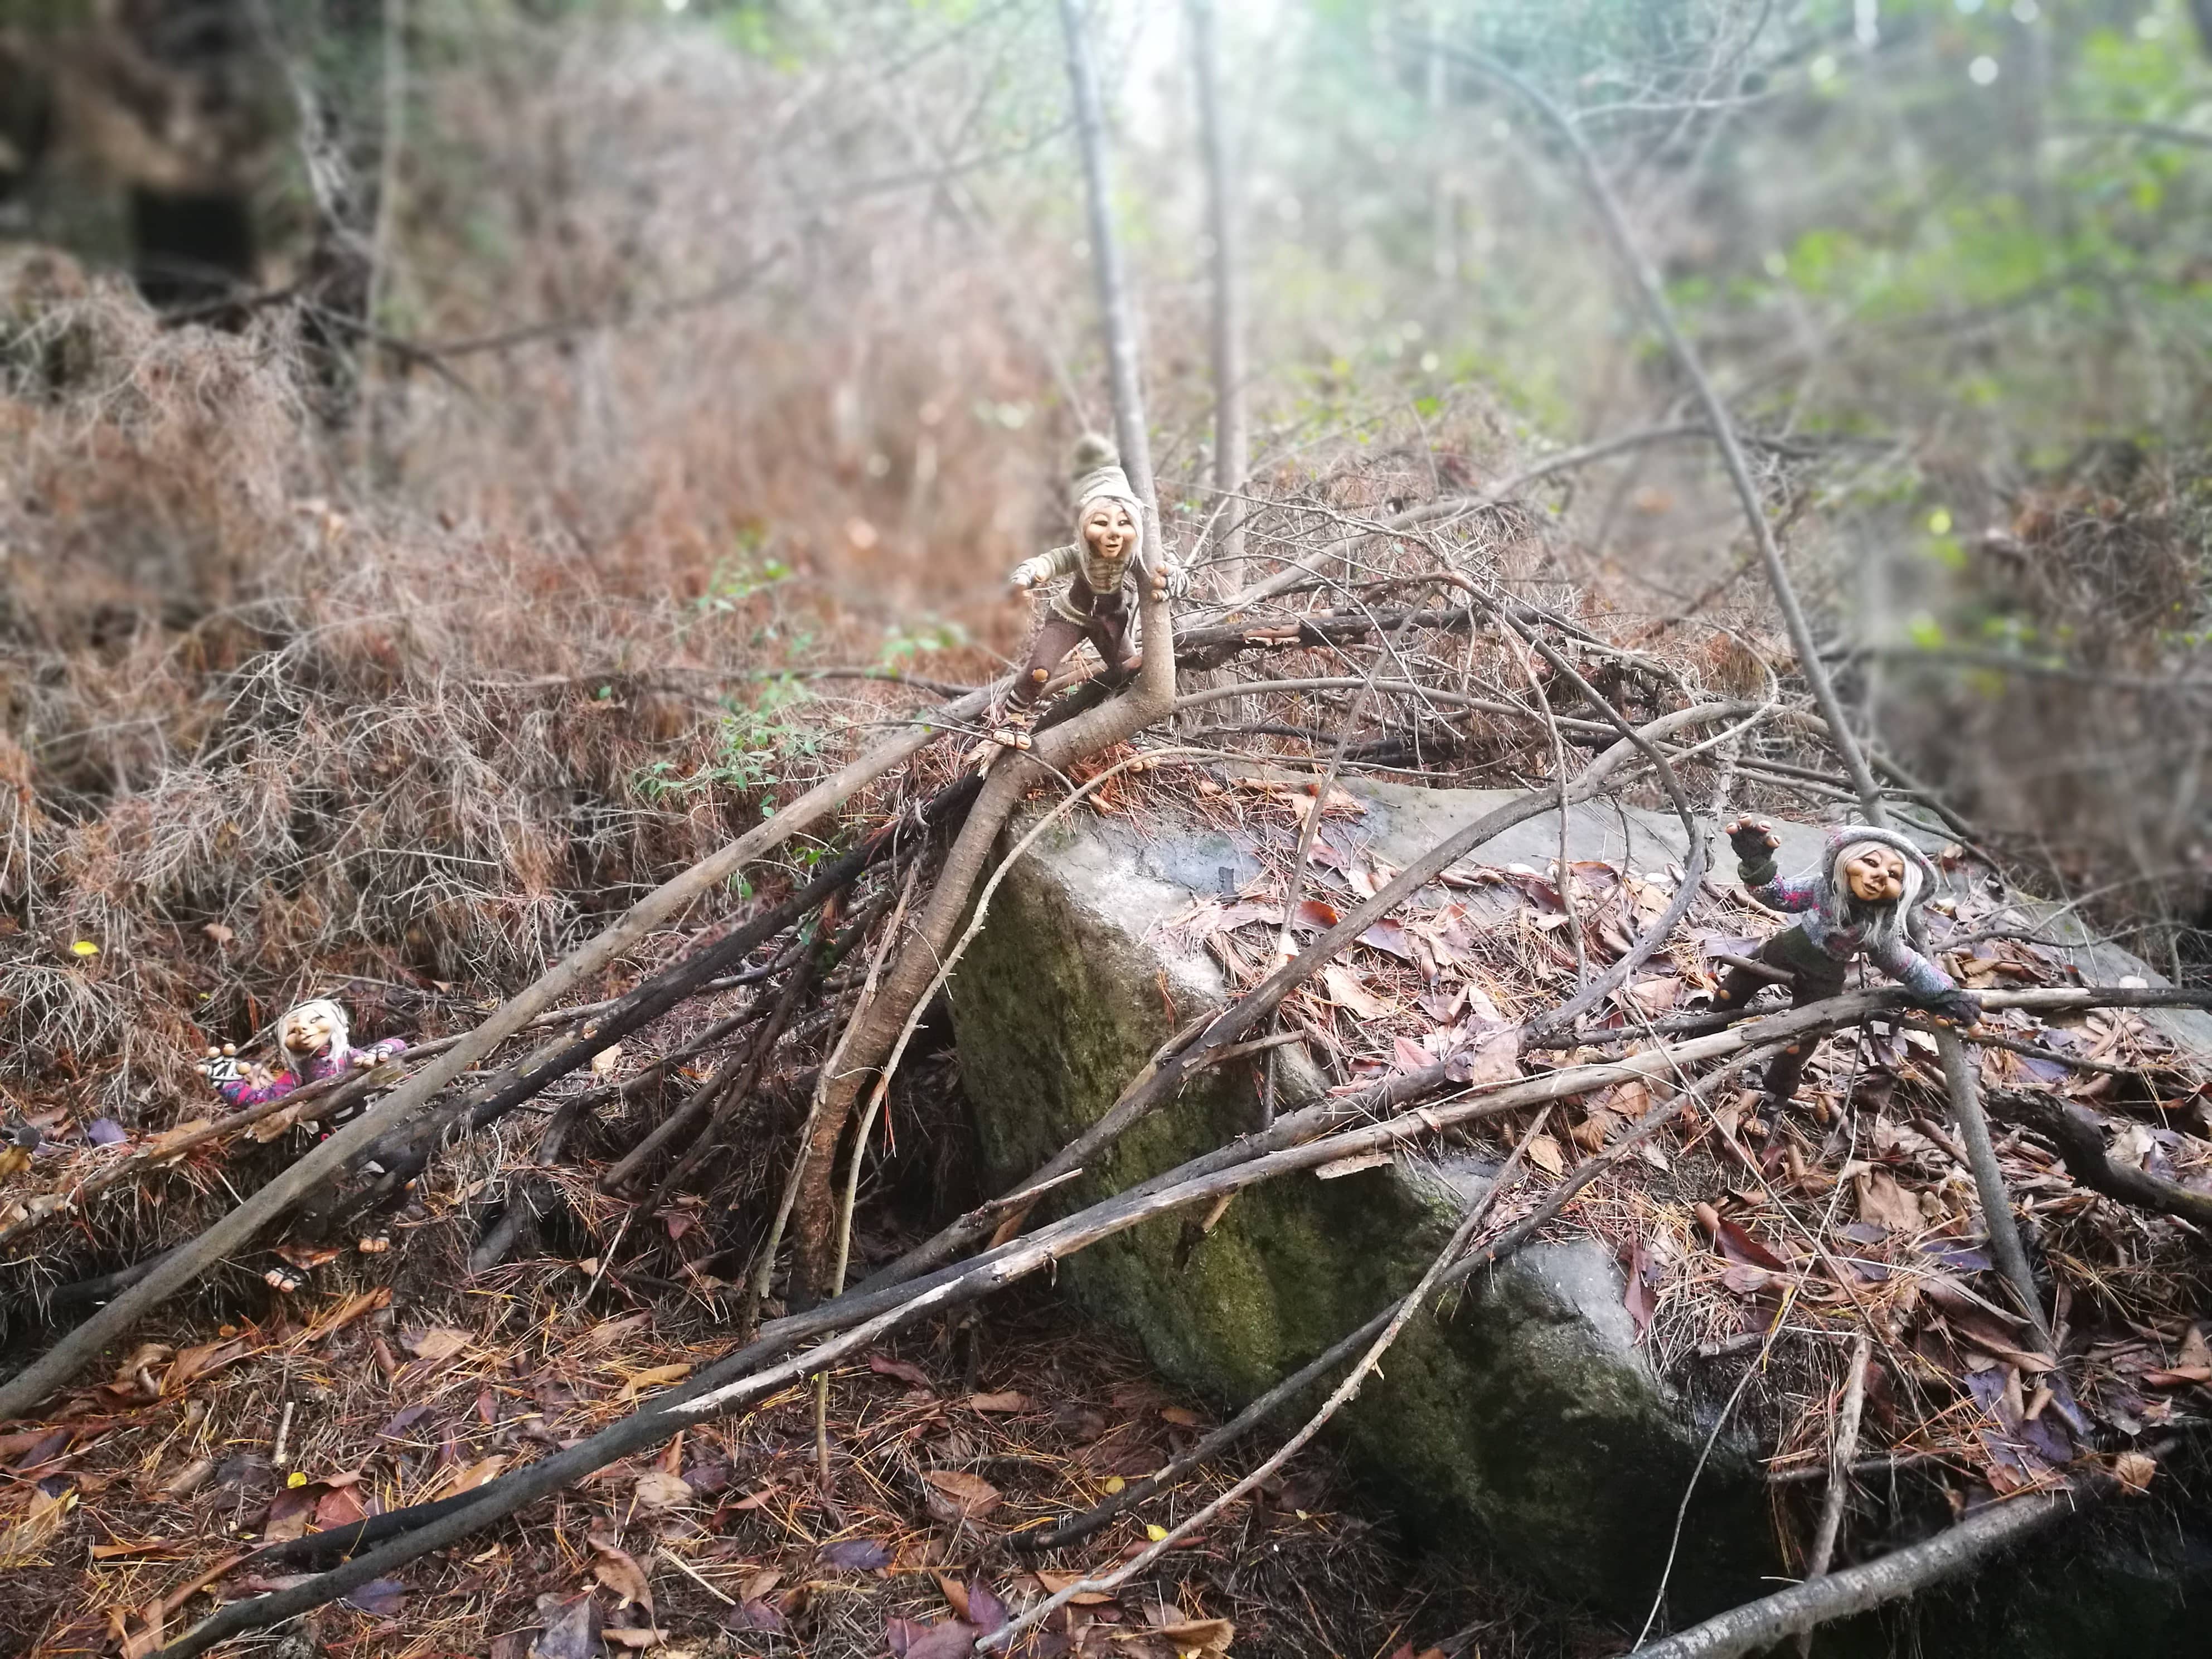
[215,1037,409,1108]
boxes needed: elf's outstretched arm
[1726,818,1820,911]
[1010,543,1081,589]
[1870,937,1979,1022]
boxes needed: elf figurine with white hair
[197,997,408,1109]
[197,998,410,1288]
[982,434,1187,760]
[1717,819,1979,1106]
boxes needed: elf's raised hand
[197,1044,244,1089]
[1725,818,1779,862]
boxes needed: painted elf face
[1081,500,1138,562]
[1840,843,1908,905]
[280,1003,342,1058]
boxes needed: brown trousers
[1010,584,1136,709]
[1713,924,1850,1104]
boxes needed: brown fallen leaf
[966,1391,1030,1414]
[920,1468,1002,1522]
[1446,1030,1521,1086]
[586,1314,651,1351]
[160,1336,253,1399]
[615,1363,692,1401]
[932,1571,972,1621]
[118,1602,163,1659]
[869,1354,933,1390]
[0,1488,76,1567]
[530,1594,603,1659]
[261,1485,321,1545]
[1855,1169,1924,1235]
[1524,1133,1565,1177]
[598,1628,662,1650]
[314,1479,370,1531]
[292,1287,392,1348]
[1155,1617,1235,1653]
[402,1326,473,1363]
[1320,964,1388,1021]
[630,1470,693,1511]
[589,1535,654,1619]
[2113,1450,2157,1493]
[438,1455,508,1498]
[1032,1569,1113,1606]
[1158,1405,1203,1428]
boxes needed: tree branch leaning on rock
[779,0,1178,1311]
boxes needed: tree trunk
[1187,0,1247,589]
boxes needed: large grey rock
[946,779,1779,1621]
[944,775,2211,1634]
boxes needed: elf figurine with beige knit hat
[1716,819,1980,1107]
[982,434,1187,759]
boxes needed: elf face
[281,1003,342,1058]
[1840,843,1907,905]
[1081,500,1138,563]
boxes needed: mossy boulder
[945,780,1779,1621]
[944,776,2212,1637]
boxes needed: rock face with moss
[947,777,2212,1636]
[946,779,1780,1622]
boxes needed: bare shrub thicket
[0,8,1110,1120]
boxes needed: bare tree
[1187,0,1247,589]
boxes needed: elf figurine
[983,434,1187,759]
[1716,820,1978,1105]
[198,997,408,1109]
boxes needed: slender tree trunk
[1187,0,1247,590]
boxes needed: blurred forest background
[2,0,2209,1112]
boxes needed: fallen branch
[779,0,1180,1308]
[1938,1029,2056,1354]
[1797,1331,1874,1657]
[1630,1487,2085,1658]
[1987,1090,2212,1228]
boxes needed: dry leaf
[439,1456,508,1498]
[1158,1406,1203,1428]
[402,1326,473,1363]
[615,1364,692,1401]
[1032,1570,1113,1606]
[965,1391,1030,1414]
[599,1628,662,1650]
[630,1471,693,1511]
[530,1594,604,1659]
[1524,1133,1565,1176]
[1446,1030,1521,1086]
[0,1488,75,1567]
[869,1354,933,1390]
[590,1535,654,1618]
[118,1605,162,1659]
[920,1468,1001,1521]
[161,1336,250,1398]
[1319,964,1388,1021]
[1855,1170,1924,1235]
[1154,1618,1235,1653]
[2113,1451,2157,1493]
